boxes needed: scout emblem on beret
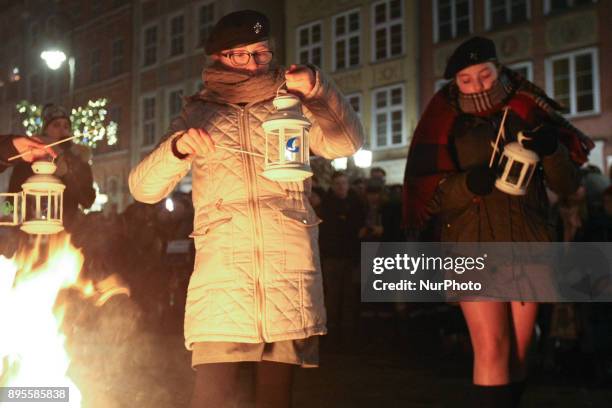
[470,52,478,60]
[254,22,263,34]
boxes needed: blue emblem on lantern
[286,137,300,153]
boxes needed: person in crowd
[319,171,366,348]
[128,10,364,408]
[402,37,592,407]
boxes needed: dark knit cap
[444,36,498,79]
[42,103,71,129]
[204,10,270,55]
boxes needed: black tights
[190,361,295,408]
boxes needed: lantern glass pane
[522,164,535,188]
[24,192,59,221]
[283,128,303,162]
[0,194,19,224]
[507,161,523,185]
[498,155,508,177]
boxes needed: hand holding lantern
[488,107,542,196]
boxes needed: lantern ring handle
[276,80,288,97]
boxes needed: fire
[0,233,92,407]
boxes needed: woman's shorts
[191,336,319,369]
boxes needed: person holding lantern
[128,9,364,408]
[402,37,592,407]
[8,104,96,228]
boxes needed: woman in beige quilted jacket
[129,10,364,408]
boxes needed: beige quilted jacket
[129,68,364,349]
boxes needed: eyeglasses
[220,50,274,66]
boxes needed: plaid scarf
[457,74,513,113]
[402,66,594,232]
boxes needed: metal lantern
[261,92,313,182]
[494,131,540,196]
[0,161,66,234]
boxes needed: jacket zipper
[238,105,267,341]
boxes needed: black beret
[444,36,498,79]
[205,10,270,55]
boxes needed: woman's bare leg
[460,301,511,385]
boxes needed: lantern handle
[276,80,288,98]
[489,106,510,168]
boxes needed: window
[90,48,101,82]
[143,24,158,67]
[142,96,157,146]
[544,0,596,14]
[169,14,185,57]
[111,38,124,76]
[168,87,184,124]
[296,21,322,67]
[486,0,529,29]
[346,93,362,117]
[508,61,533,81]
[371,85,405,149]
[197,3,215,48]
[434,0,472,43]
[333,10,360,70]
[545,48,599,116]
[372,0,403,61]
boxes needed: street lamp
[353,149,373,169]
[40,48,75,106]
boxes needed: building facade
[420,0,612,174]
[285,0,420,184]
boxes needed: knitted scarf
[199,61,286,105]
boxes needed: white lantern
[261,93,313,182]
[0,161,66,234]
[494,132,540,196]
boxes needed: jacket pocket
[278,208,322,272]
[191,214,235,284]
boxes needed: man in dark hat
[9,103,95,227]
[129,9,364,408]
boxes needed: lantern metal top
[262,94,311,132]
[21,161,66,193]
[501,141,539,164]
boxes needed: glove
[466,166,497,196]
[521,125,558,157]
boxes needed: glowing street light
[40,48,76,106]
[353,149,373,169]
[40,50,67,70]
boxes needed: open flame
[0,233,97,407]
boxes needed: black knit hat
[42,103,71,129]
[204,10,270,55]
[444,36,498,79]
